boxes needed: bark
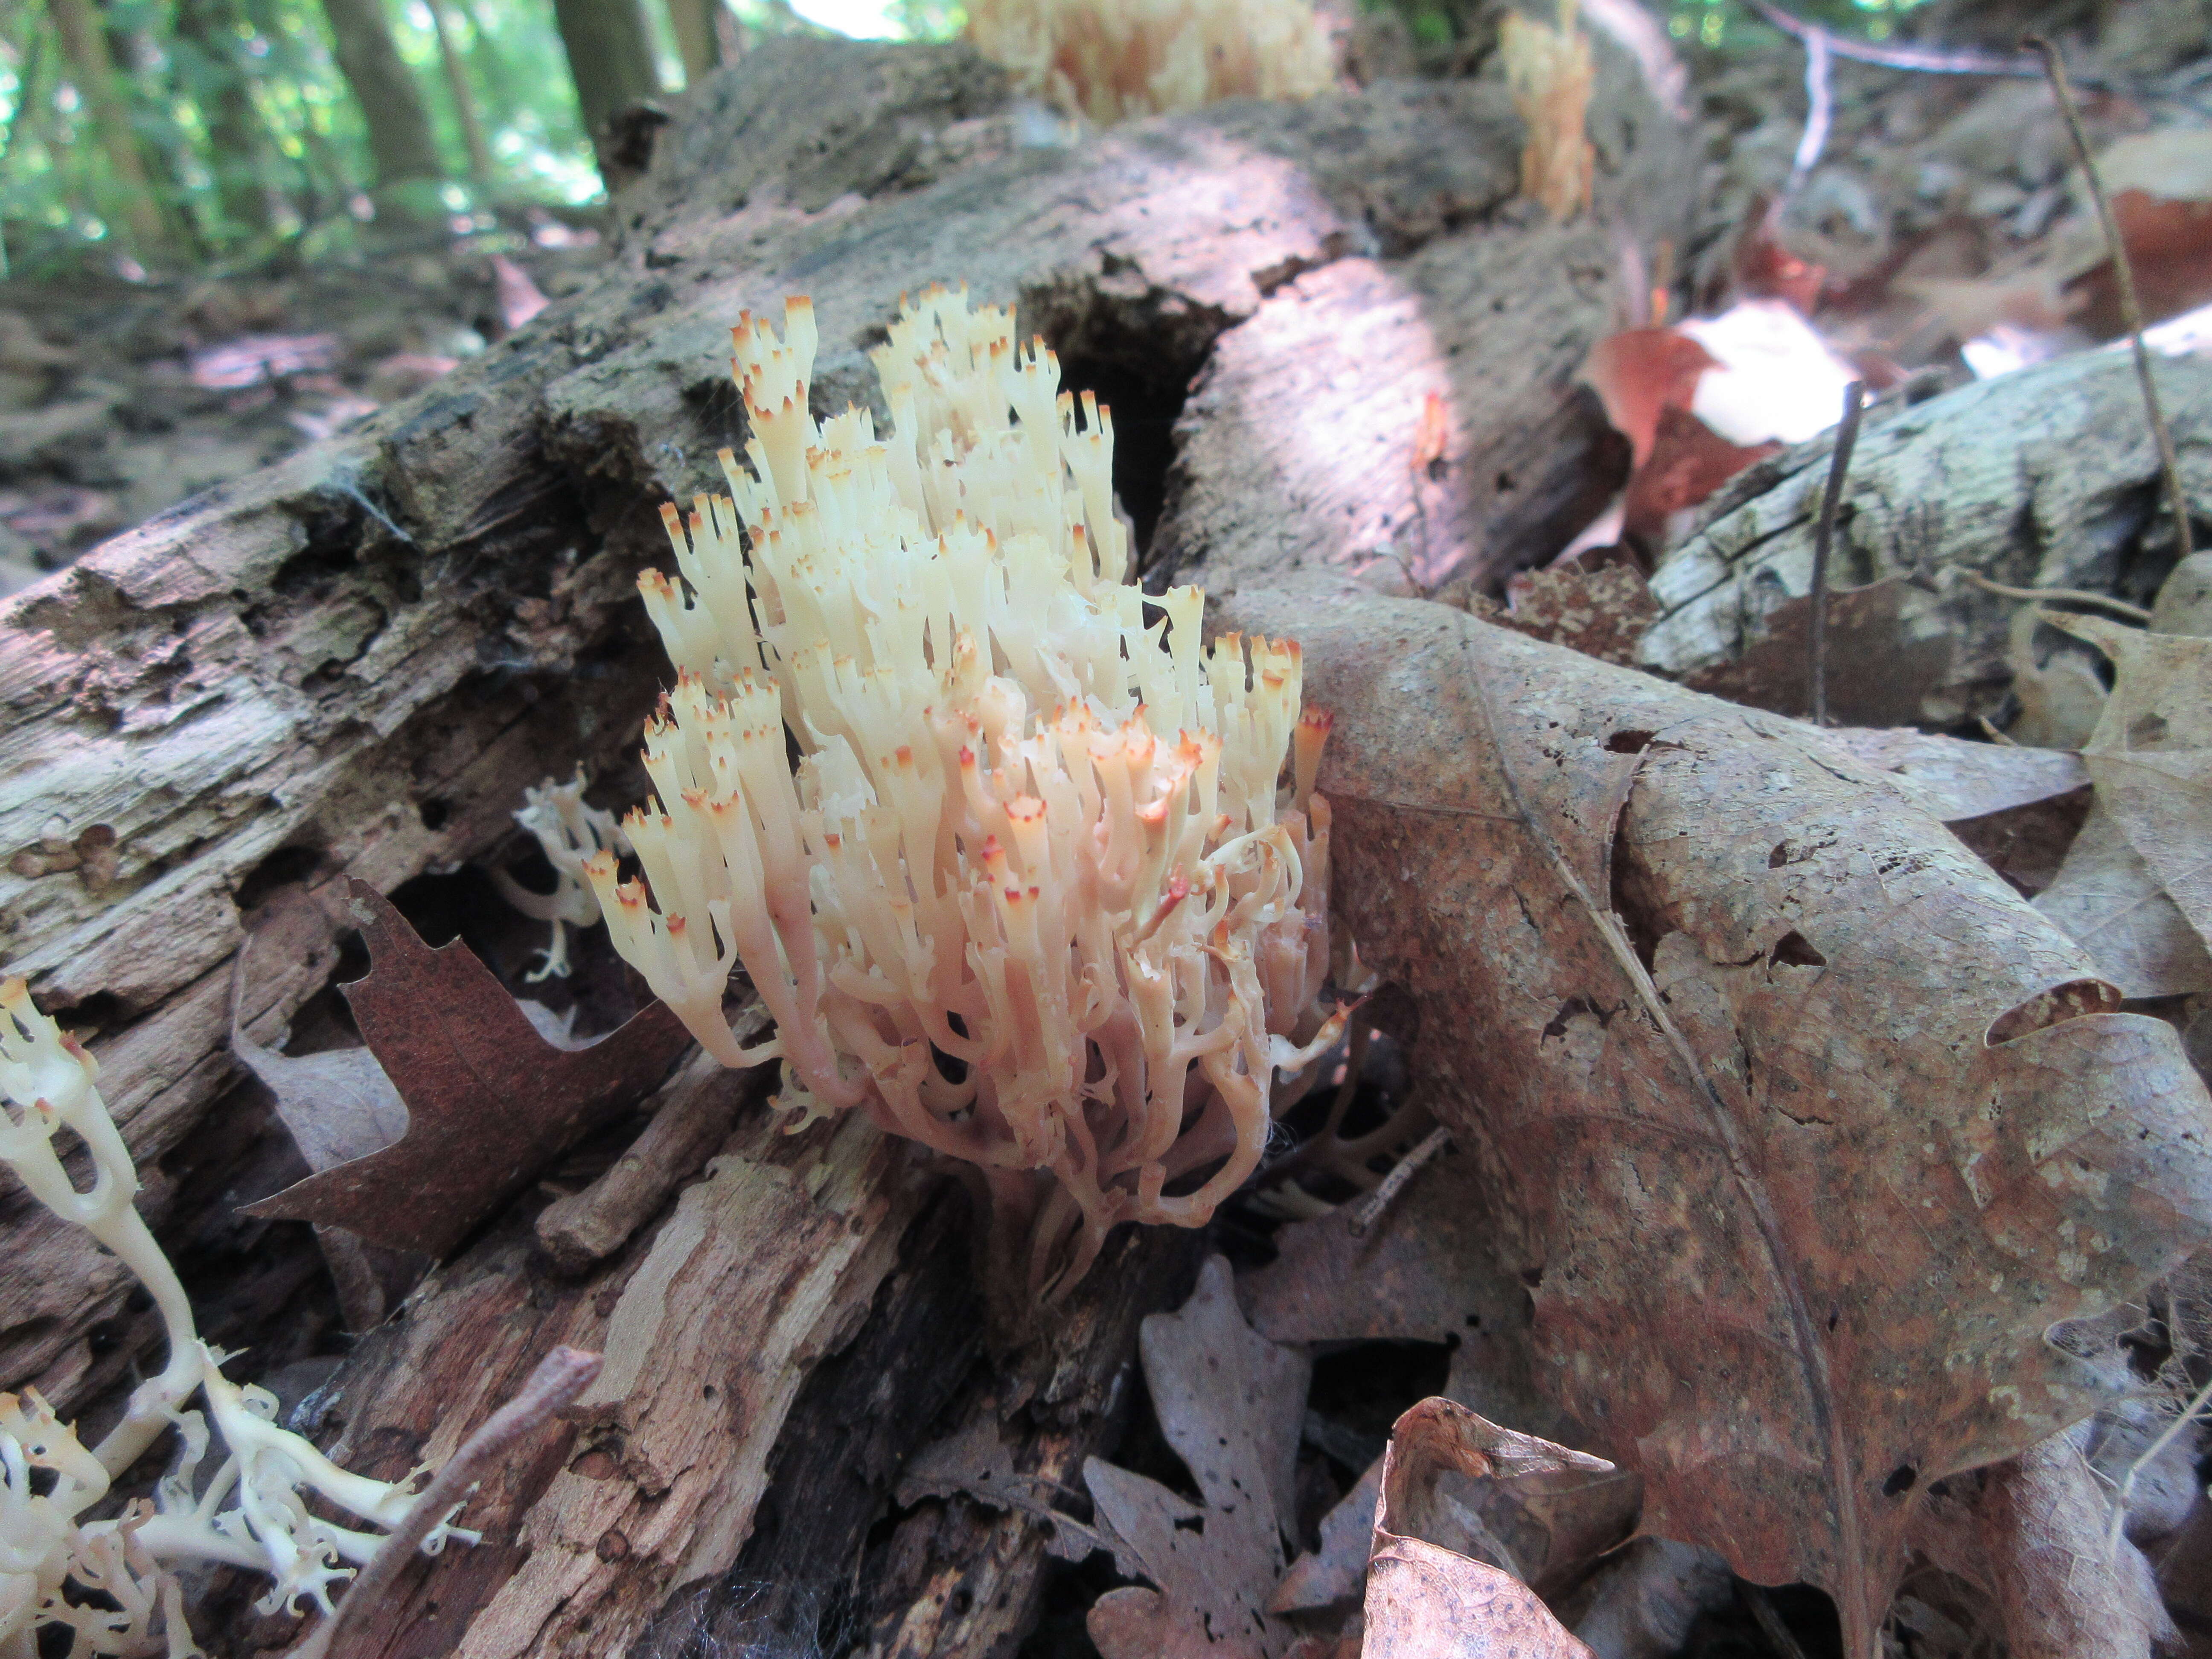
[663,0,723,86]
[550,0,665,176]
[319,0,445,190]
[0,35,1695,1656]
[47,0,167,251]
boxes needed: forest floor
[0,212,608,591]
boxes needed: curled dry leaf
[246,879,693,1255]
[1361,1397,1603,1659]
[1909,1432,2177,1659]
[1809,728,2089,822]
[2033,613,2212,997]
[1082,1256,1309,1659]
[1215,582,2212,1652]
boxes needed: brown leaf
[246,879,692,1255]
[1580,327,1717,467]
[1621,406,1777,550]
[1810,729,2089,824]
[1455,562,1660,669]
[229,943,407,1175]
[1216,582,2212,1651]
[1678,576,1956,729]
[2035,614,2212,996]
[1361,1398,1602,1659]
[1910,1432,2178,1659]
[1083,1257,1309,1659]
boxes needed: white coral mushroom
[0,978,472,1657]
[492,767,629,982]
[595,288,1340,1297]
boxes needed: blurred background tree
[0,0,1921,277]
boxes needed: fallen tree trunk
[0,28,1693,1656]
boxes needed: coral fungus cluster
[0,978,464,1656]
[966,0,1334,124]
[593,287,1341,1296]
[1501,0,1596,221]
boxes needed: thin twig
[1348,1123,1451,1237]
[1789,25,1833,187]
[2029,35,2195,564]
[2105,1368,2212,1559]
[1749,0,2116,86]
[1959,570,2154,622]
[1807,381,1866,728]
[287,1346,603,1659]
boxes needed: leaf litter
[1207,581,2212,1652]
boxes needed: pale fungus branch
[597,286,1341,1297]
[0,977,474,1658]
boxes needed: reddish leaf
[1621,405,1777,549]
[1732,197,1828,317]
[1579,328,1716,467]
[246,879,693,1255]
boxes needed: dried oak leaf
[1084,1257,1309,1659]
[2034,613,2212,997]
[1361,1398,1602,1659]
[1214,582,2212,1652]
[247,879,692,1254]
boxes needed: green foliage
[0,0,600,276]
[1661,0,1935,52]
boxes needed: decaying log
[1155,12,1699,597]
[0,26,1700,1655]
[1638,350,2212,727]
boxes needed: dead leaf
[1568,1538,1733,1657]
[1453,562,1661,668]
[1580,327,1716,467]
[492,255,551,334]
[1083,1256,1309,1659]
[1215,581,2212,1652]
[1360,1398,1602,1659]
[1810,728,2090,822]
[228,943,407,1174]
[1621,406,1778,550]
[246,879,693,1255]
[2034,613,2212,996]
[1247,1150,1635,1611]
[1731,198,1827,317]
[1679,576,1956,728]
[1910,1432,2178,1659]
[2151,550,2212,637]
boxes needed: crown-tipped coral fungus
[966,0,1334,124]
[0,978,471,1656]
[593,287,1341,1297]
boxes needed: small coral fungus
[966,0,1334,125]
[1501,0,1596,222]
[593,287,1341,1298]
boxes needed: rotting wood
[1639,349,2212,726]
